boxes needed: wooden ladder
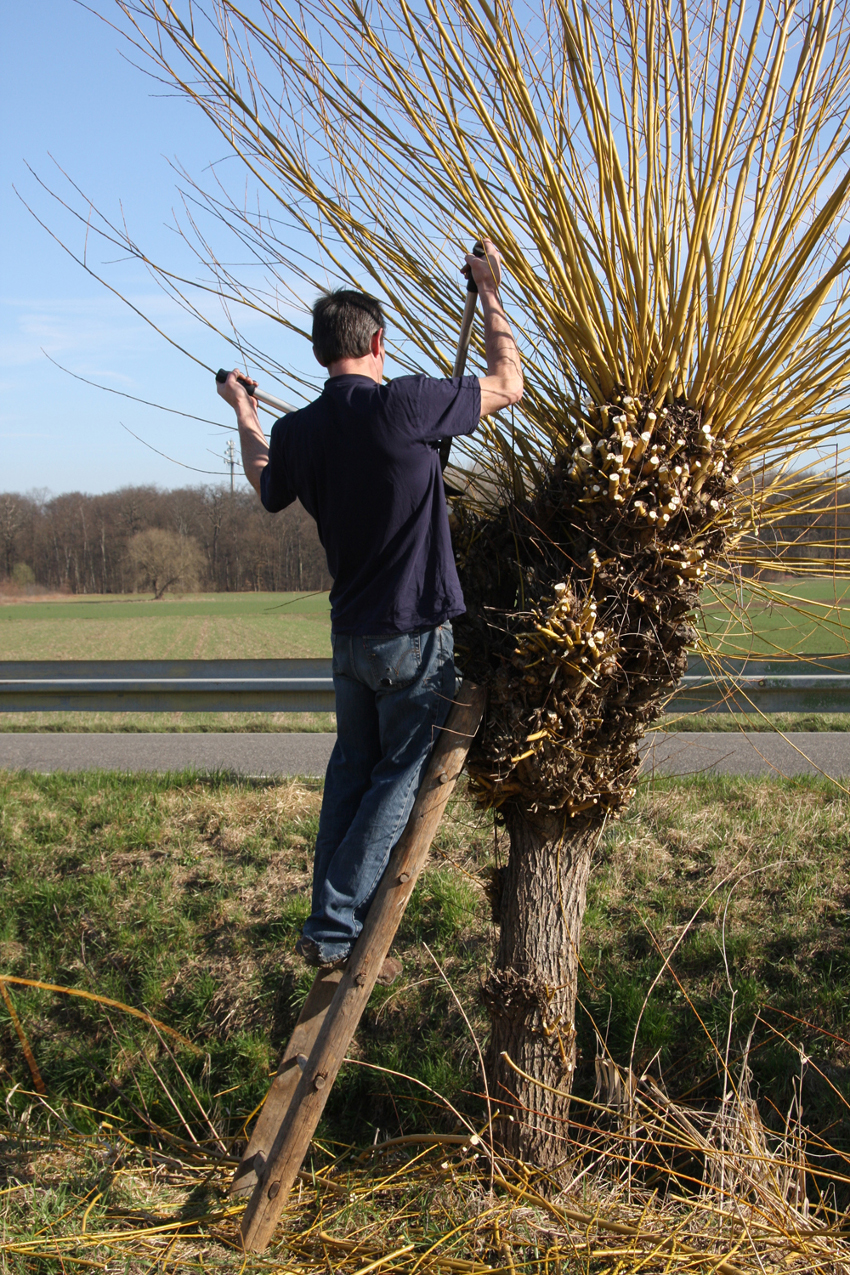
[231,681,487,1253]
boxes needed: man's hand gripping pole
[440,241,502,473]
[215,369,295,416]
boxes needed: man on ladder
[217,239,522,981]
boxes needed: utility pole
[224,438,237,493]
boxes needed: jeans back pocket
[364,631,423,690]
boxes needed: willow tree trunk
[486,811,599,1169]
[456,394,729,1168]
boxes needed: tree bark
[486,810,599,1170]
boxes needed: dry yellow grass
[4,1068,850,1274]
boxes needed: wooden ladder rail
[233,681,486,1253]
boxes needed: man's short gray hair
[312,289,387,366]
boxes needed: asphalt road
[2,731,850,779]
[0,733,337,777]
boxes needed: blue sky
[1,0,315,496]
[5,3,846,499]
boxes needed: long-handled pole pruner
[215,368,295,417]
[439,241,502,474]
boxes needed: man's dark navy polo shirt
[260,373,480,634]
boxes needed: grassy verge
[6,711,848,733]
[0,771,492,1146]
[658,710,850,731]
[2,771,848,1132]
[0,710,337,733]
[581,776,850,1105]
[2,772,850,1268]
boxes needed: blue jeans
[302,622,456,961]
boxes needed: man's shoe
[295,937,402,986]
[295,936,349,971]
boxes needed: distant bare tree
[0,495,25,580]
[126,528,205,599]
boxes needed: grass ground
[6,710,848,735]
[3,710,848,734]
[0,770,492,1148]
[4,578,850,664]
[2,771,849,1271]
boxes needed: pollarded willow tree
[49,0,850,1166]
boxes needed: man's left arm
[216,368,269,497]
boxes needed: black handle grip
[464,241,486,295]
[216,368,256,396]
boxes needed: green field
[4,580,850,662]
[700,577,850,655]
[0,591,332,660]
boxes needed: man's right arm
[467,241,524,419]
[216,369,270,497]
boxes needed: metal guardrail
[3,656,850,714]
[0,660,335,713]
[676,656,850,714]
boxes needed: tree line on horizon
[2,479,848,599]
[0,485,332,597]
